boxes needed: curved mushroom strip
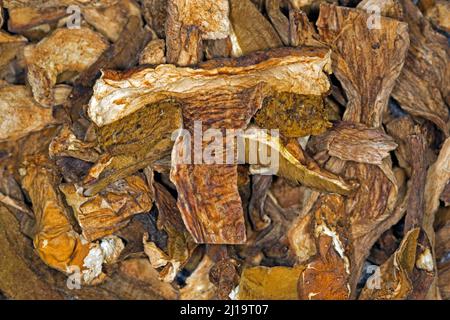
[0,85,56,142]
[88,47,332,127]
[242,127,355,195]
[21,154,124,284]
[309,121,398,165]
[24,27,108,107]
[358,0,450,135]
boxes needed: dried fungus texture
[143,182,196,282]
[24,27,108,107]
[287,3,411,299]
[60,175,153,241]
[165,0,229,66]
[83,101,183,196]
[229,0,282,56]
[0,85,55,141]
[237,266,304,300]
[310,122,398,165]
[0,0,449,302]
[88,47,332,127]
[81,0,141,42]
[391,0,450,136]
[317,3,410,127]
[0,31,26,74]
[6,6,67,33]
[255,93,331,138]
[359,0,450,135]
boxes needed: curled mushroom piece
[24,27,108,107]
[88,47,332,127]
[20,154,124,284]
[60,174,153,242]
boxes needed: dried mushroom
[0,0,449,302]
[0,85,55,141]
[20,154,124,284]
[24,27,108,107]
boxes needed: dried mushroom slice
[7,6,68,33]
[297,194,351,300]
[0,31,27,75]
[265,0,290,45]
[309,122,398,165]
[88,47,332,127]
[20,154,124,284]
[359,228,421,299]
[81,0,141,42]
[229,0,282,56]
[359,0,450,134]
[243,128,355,195]
[82,101,182,196]
[317,3,409,127]
[171,163,247,244]
[165,0,230,65]
[24,27,108,107]
[142,182,196,283]
[254,93,331,138]
[236,266,304,300]
[60,175,153,241]
[0,85,56,142]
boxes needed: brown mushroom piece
[24,27,108,107]
[88,47,353,245]
[0,85,56,142]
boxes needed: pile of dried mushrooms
[0,0,449,300]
